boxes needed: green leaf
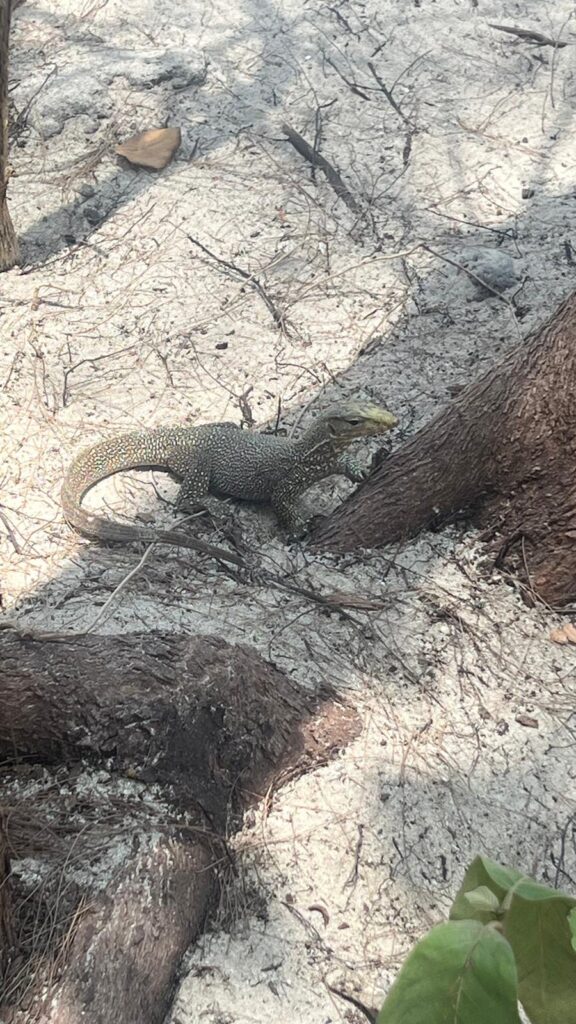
[451,856,523,924]
[464,886,502,913]
[377,920,521,1024]
[505,883,576,1024]
[451,857,576,1024]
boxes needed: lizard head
[319,401,398,444]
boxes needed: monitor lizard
[61,401,397,562]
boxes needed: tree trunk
[0,0,18,270]
[17,834,215,1024]
[0,815,13,989]
[0,630,359,1023]
[314,291,576,606]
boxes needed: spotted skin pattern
[61,402,397,549]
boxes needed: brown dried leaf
[549,622,576,645]
[116,127,181,170]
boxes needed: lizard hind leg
[167,450,212,512]
[176,467,211,511]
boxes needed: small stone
[460,246,520,295]
[79,183,95,198]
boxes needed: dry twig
[84,543,157,632]
[187,234,287,332]
[488,23,568,48]
[281,122,364,218]
[367,61,412,125]
[324,54,371,101]
[325,983,377,1023]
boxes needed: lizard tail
[61,431,243,566]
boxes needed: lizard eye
[347,418,361,426]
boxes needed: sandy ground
[2,0,576,1020]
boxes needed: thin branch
[422,244,516,305]
[422,245,523,344]
[323,4,360,38]
[488,23,568,47]
[425,207,516,240]
[325,983,377,1024]
[311,100,337,183]
[11,65,57,134]
[281,122,364,218]
[84,543,157,632]
[366,61,412,125]
[389,49,432,93]
[323,54,372,101]
[564,240,575,267]
[61,345,135,407]
[187,234,287,332]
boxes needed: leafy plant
[377,856,576,1024]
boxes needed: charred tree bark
[26,834,215,1024]
[0,815,13,988]
[314,290,576,606]
[0,630,359,1023]
[0,0,18,270]
[0,630,323,826]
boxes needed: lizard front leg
[271,480,310,537]
[337,452,368,483]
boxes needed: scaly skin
[61,401,397,558]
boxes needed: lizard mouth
[356,408,398,436]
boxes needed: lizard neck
[294,420,348,462]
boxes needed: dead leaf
[515,714,539,729]
[116,127,181,170]
[549,622,576,645]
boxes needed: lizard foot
[284,517,311,542]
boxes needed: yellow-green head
[320,400,398,441]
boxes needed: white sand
[2,0,576,1019]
